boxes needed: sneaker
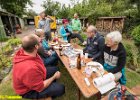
[82,41,87,45]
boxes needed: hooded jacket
[12,48,46,95]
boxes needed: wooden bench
[32,97,52,100]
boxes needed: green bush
[1,45,13,55]
[0,55,11,69]
[6,38,21,47]
[0,37,9,42]
[124,44,134,68]
[81,32,87,40]
[131,25,140,47]
[0,38,21,69]
[124,43,140,71]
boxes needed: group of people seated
[12,12,126,99]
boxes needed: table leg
[97,92,101,100]
[78,89,81,100]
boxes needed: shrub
[131,25,140,47]
[0,37,9,42]
[0,55,11,69]
[6,38,21,47]
[1,45,13,55]
[124,44,134,68]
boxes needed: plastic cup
[85,53,88,59]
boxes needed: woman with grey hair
[103,31,126,85]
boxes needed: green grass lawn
[0,61,140,100]
[0,33,140,100]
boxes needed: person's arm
[83,39,88,53]
[47,16,54,22]
[71,19,74,30]
[92,37,105,60]
[60,27,67,37]
[67,25,73,34]
[108,51,126,74]
[43,71,60,89]
[22,68,45,92]
[38,47,49,58]
[42,39,50,50]
[78,20,82,31]
[38,21,42,29]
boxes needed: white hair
[35,29,44,37]
[106,31,122,43]
[35,29,44,33]
[88,25,97,32]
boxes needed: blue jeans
[22,67,65,99]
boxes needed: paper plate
[61,43,71,47]
[53,46,59,49]
[86,61,103,69]
[74,49,83,52]
[86,61,104,74]
[50,42,58,46]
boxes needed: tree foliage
[57,4,70,19]
[25,9,37,18]
[0,0,33,17]
[42,0,61,16]
[131,25,140,47]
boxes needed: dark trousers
[45,31,52,41]
[22,67,65,99]
[67,33,84,43]
[43,53,58,66]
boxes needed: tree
[42,0,61,16]
[57,4,70,19]
[128,0,140,16]
[0,0,33,17]
[25,9,37,18]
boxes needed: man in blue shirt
[83,25,105,64]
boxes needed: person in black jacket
[104,31,126,85]
[83,25,105,64]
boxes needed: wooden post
[110,19,114,32]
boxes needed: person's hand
[47,15,51,18]
[67,33,70,36]
[54,71,61,79]
[48,51,52,56]
[50,46,54,51]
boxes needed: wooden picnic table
[54,43,102,99]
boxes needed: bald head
[22,34,40,53]
[86,25,97,37]
[74,13,78,19]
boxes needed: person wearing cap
[71,13,81,33]
[38,12,54,41]
[83,25,105,64]
[60,19,85,45]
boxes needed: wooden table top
[55,43,101,98]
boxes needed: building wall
[19,18,25,29]
[0,16,6,38]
